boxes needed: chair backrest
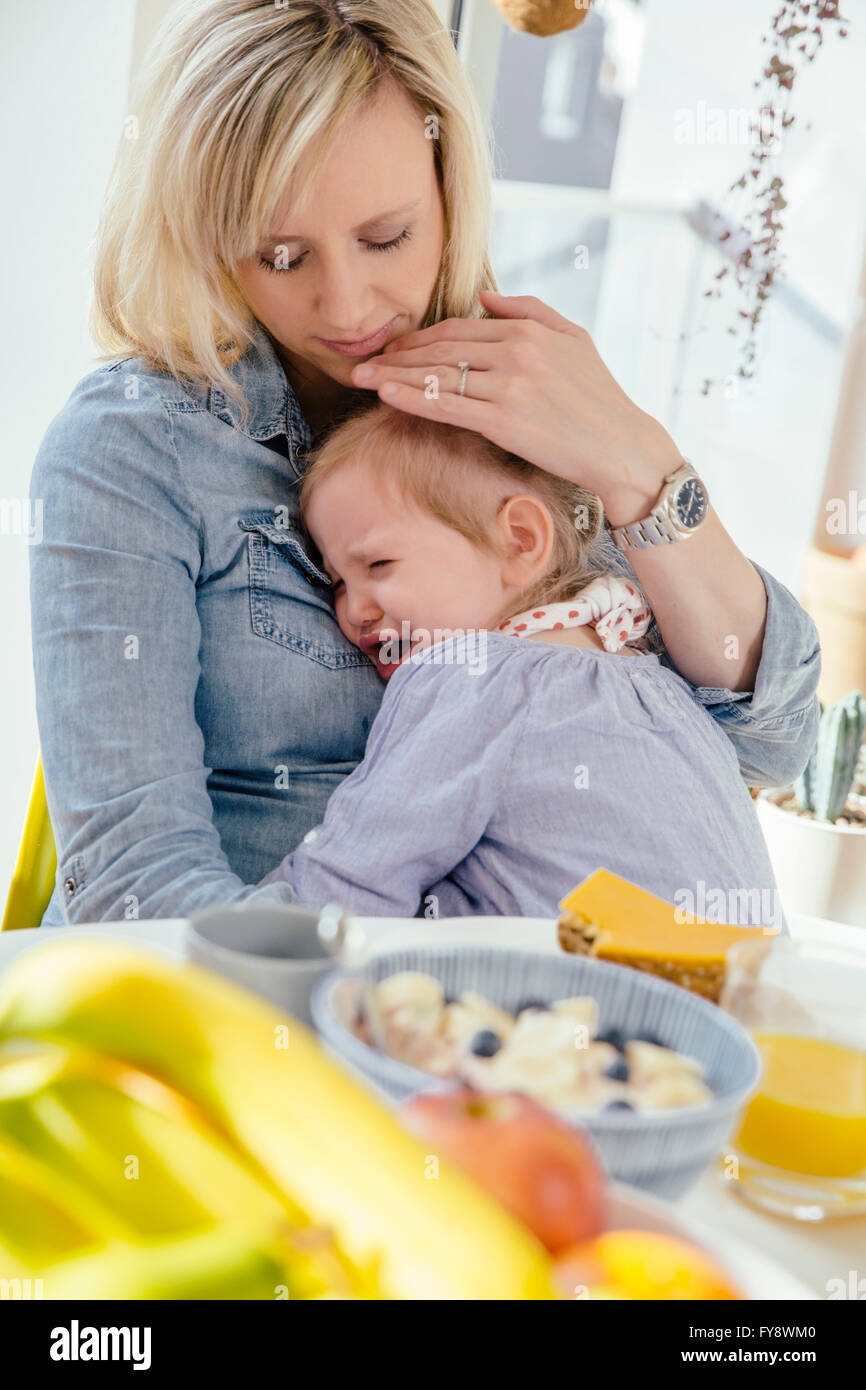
[2,758,57,930]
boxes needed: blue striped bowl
[311,946,761,1200]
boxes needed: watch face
[672,476,708,530]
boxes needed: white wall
[0,0,139,904]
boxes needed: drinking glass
[720,934,866,1220]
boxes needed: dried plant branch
[700,1,849,396]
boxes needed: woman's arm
[595,402,822,788]
[29,368,304,924]
[602,490,768,692]
[600,526,821,788]
[577,410,821,787]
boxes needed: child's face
[304,459,515,679]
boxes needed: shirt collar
[207,319,313,458]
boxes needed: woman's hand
[350,290,680,525]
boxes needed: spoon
[316,903,388,1050]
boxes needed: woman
[29,0,819,926]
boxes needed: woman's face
[233,80,445,398]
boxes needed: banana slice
[507,1010,584,1057]
[625,1040,705,1085]
[546,1076,611,1113]
[550,997,598,1036]
[384,1027,459,1075]
[439,1009,483,1055]
[456,992,516,1036]
[580,1042,619,1076]
[459,1048,579,1099]
[641,1073,712,1110]
[374,973,445,1032]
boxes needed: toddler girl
[259,403,782,930]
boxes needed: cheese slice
[557,868,778,1003]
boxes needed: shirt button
[295,444,308,462]
[303,829,319,844]
[63,876,76,895]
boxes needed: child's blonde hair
[299,402,608,616]
[88,0,498,431]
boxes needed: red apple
[401,1088,605,1253]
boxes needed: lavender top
[262,630,786,931]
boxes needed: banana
[0,1044,372,1298]
[39,1227,289,1301]
[0,1131,289,1300]
[0,1045,294,1238]
[0,940,557,1300]
[0,1129,130,1266]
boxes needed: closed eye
[259,228,413,274]
[369,560,393,572]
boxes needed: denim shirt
[29,320,821,925]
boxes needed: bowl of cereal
[310,946,761,1199]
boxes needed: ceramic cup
[186,901,334,1025]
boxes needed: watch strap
[609,510,679,550]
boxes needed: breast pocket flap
[238,513,331,588]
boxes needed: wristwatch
[608,460,710,551]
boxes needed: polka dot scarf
[496,574,653,653]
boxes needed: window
[456,0,866,593]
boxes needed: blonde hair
[299,402,608,618]
[90,0,498,430]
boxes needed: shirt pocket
[238,511,371,670]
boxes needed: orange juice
[734,1033,866,1177]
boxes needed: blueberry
[604,1099,634,1112]
[596,1027,626,1053]
[604,1057,629,1082]
[516,996,548,1013]
[469,1029,502,1058]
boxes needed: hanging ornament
[490,0,594,39]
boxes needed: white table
[2,911,864,1299]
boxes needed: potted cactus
[755,690,866,927]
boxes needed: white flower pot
[756,790,866,928]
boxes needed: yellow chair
[2,758,56,931]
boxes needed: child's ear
[497,494,554,586]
